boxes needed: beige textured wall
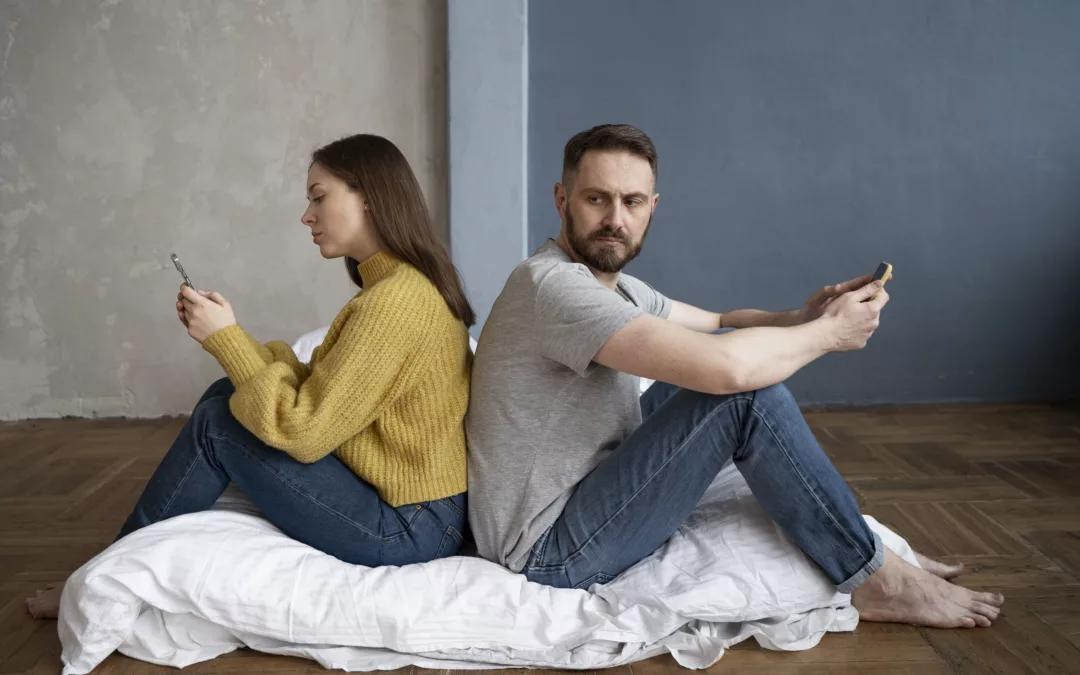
[0,0,448,420]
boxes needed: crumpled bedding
[54,326,916,673]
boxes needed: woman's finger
[180,285,203,304]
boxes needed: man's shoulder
[503,240,590,293]
[614,269,653,296]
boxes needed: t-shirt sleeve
[532,267,644,377]
[620,274,673,319]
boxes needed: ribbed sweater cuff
[202,324,266,386]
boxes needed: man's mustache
[589,229,629,243]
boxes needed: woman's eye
[314,196,324,204]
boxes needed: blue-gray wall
[449,0,528,335]
[528,0,1080,404]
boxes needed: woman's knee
[197,377,235,405]
[190,394,238,438]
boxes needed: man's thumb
[852,280,883,301]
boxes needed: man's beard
[566,209,651,274]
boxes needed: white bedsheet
[57,461,915,674]
[55,326,916,673]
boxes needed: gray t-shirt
[466,240,672,572]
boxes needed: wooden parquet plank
[971,499,1080,533]
[1021,531,1080,579]
[850,476,1031,503]
[0,620,59,674]
[930,553,1080,594]
[876,442,986,478]
[919,600,1080,675]
[977,460,1080,499]
[863,503,1033,558]
[1015,592,1080,650]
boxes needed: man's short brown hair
[562,124,658,190]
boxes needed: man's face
[558,150,657,274]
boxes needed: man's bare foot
[852,548,1003,628]
[26,583,63,620]
[915,551,965,580]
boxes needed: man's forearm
[711,319,834,392]
[721,308,804,329]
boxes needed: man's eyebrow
[581,188,650,200]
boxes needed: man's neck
[553,234,620,290]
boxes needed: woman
[28,134,475,619]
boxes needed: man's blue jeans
[117,377,467,566]
[523,353,883,592]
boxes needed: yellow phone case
[869,262,892,300]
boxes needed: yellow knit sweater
[201,250,470,507]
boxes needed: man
[466,124,1004,628]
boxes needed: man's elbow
[701,357,750,396]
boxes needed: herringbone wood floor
[2,403,1079,674]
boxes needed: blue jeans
[522,367,883,593]
[118,377,467,566]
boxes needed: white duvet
[54,328,918,674]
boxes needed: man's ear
[554,182,567,219]
[652,191,660,213]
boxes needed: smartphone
[170,253,196,291]
[867,261,892,301]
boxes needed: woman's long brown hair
[311,134,476,327]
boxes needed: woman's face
[301,163,378,260]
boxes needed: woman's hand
[178,284,237,344]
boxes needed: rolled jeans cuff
[837,530,884,594]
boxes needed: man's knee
[752,382,797,410]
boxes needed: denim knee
[191,394,234,436]
[198,377,235,405]
[751,382,797,410]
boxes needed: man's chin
[585,253,629,273]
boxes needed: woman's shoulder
[374,264,442,304]
[350,265,452,323]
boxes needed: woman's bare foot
[852,548,1003,628]
[26,583,63,620]
[915,551,965,580]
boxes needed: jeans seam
[206,432,383,540]
[155,438,209,522]
[747,400,866,558]
[442,494,466,520]
[531,395,750,573]
[435,524,463,559]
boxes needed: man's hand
[797,274,874,324]
[818,280,889,351]
[179,284,237,344]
